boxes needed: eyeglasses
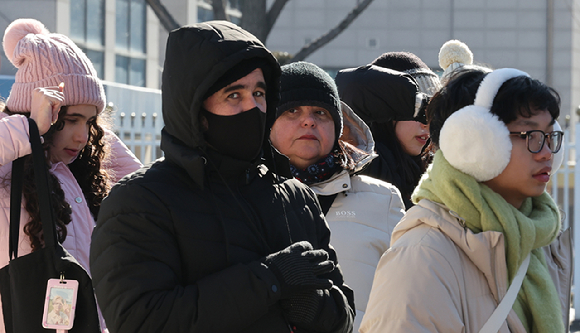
[509,130,564,154]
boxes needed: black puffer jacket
[90,21,354,333]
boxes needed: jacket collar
[160,129,206,189]
[309,169,350,196]
[204,146,260,184]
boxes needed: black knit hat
[204,57,272,101]
[372,51,441,96]
[277,61,342,141]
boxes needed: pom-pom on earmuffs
[439,68,529,182]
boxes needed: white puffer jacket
[360,199,572,333]
[309,102,405,332]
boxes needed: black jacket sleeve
[90,182,283,333]
[297,187,355,333]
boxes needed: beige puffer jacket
[310,102,405,332]
[360,199,572,333]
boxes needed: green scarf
[413,151,563,333]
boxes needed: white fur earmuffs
[439,68,529,182]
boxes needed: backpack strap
[479,253,531,333]
[8,157,25,260]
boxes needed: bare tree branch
[240,0,268,41]
[146,0,374,61]
[292,0,375,62]
[212,0,229,21]
[145,0,180,32]
[265,0,290,38]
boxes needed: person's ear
[439,68,529,181]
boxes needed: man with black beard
[90,21,354,333]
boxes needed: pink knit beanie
[3,18,106,113]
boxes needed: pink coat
[0,113,142,332]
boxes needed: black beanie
[372,51,441,96]
[204,57,272,101]
[277,61,342,141]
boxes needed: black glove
[280,289,326,327]
[264,241,334,299]
[282,287,348,333]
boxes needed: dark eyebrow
[65,113,97,122]
[223,84,245,94]
[257,81,267,91]
[223,81,267,94]
[65,113,88,119]
[513,119,539,127]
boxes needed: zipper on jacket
[448,210,466,228]
[235,178,272,253]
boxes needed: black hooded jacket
[335,65,426,209]
[90,21,354,333]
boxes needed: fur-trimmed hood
[339,101,377,173]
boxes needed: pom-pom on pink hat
[3,18,105,113]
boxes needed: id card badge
[42,277,78,332]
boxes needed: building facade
[1,0,579,123]
[266,0,580,124]
[0,0,240,96]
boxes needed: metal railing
[546,123,579,319]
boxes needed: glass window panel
[130,0,146,53]
[197,7,213,22]
[116,55,129,84]
[70,0,86,40]
[86,50,104,79]
[129,58,146,87]
[228,0,240,9]
[87,0,105,45]
[116,0,130,49]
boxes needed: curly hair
[2,104,112,251]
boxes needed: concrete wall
[267,0,579,122]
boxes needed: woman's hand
[30,83,64,135]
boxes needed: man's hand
[264,241,334,299]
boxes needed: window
[85,50,104,78]
[116,0,146,52]
[116,0,147,86]
[198,6,214,22]
[70,0,105,78]
[115,55,145,86]
[229,14,241,25]
[198,1,240,24]
[228,0,240,10]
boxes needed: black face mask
[201,107,267,162]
